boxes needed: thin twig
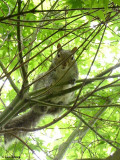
[0,61,19,93]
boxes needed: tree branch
[53,121,82,160]
[0,6,120,22]
[53,100,111,160]
[73,112,119,149]
[24,0,59,73]
[17,0,28,87]
[77,149,120,160]
[0,61,19,93]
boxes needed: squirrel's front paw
[40,106,48,113]
[70,78,76,84]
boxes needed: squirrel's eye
[71,55,74,60]
[57,53,60,58]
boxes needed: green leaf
[103,0,109,11]
[1,0,120,159]
[96,10,105,21]
[112,0,120,5]
[66,0,83,8]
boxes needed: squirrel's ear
[57,43,62,51]
[71,47,77,53]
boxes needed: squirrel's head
[54,43,77,70]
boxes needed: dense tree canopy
[0,0,120,159]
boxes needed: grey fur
[4,44,79,146]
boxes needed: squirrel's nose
[62,62,67,69]
[63,62,66,67]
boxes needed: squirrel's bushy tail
[4,109,43,147]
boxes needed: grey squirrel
[4,43,79,146]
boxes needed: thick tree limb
[53,104,109,160]
[53,121,82,160]
[74,112,119,149]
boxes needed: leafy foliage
[0,0,120,160]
